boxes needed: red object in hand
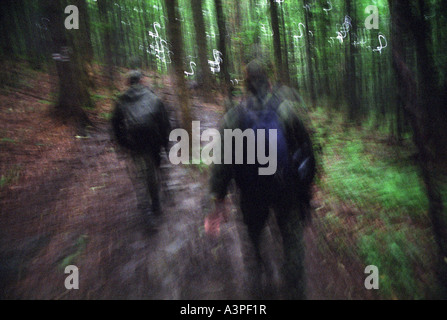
[204,212,223,237]
[204,200,228,237]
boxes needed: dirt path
[0,71,378,300]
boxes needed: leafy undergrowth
[310,106,442,299]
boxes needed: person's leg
[239,195,270,299]
[275,204,306,300]
[129,153,151,214]
[142,153,161,214]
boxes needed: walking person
[205,60,316,299]
[112,71,171,227]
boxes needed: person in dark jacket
[112,71,171,223]
[205,60,316,299]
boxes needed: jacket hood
[120,85,149,103]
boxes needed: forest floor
[0,64,380,300]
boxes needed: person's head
[245,59,270,97]
[128,70,143,86]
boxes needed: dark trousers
[239,192,306,300]
[127,152,161,214]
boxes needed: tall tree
[138,0,149,69]
[165,0,192,136]
[191,0,212,97]
[40,0,91,130]
[0,0,15,60]
[302,0,316,107]
[344,0,360,122]
[317,0,331,97]
[214,0,232,101]
[270,0,286,85]
[279,2,291,86]
[97,0,115,87]
[72,0,95,88]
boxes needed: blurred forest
[0,0,447,300]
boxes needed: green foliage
[82,104,95,111]
[38,100,53,105]
[91,94,109,103]
[190,149,211,174]
[325,139,427,218]
[311,106,436,299]
[59,235,88,270]
[359,226,435,299]
[0,137,17,144]
[314,105,428,219]
[0,165,22,189]
[100,112,113,120]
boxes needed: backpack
[114,86,165,154]
[235,92,315,204]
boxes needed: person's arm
[210,105,242,197]
[205,106,241,236]
[278,99,316,197]
[278,98,313,156]
[111,102,129,149]
[209,150,233,201]
[158,100,171,152]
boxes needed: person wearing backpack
[112,71,171,226]
[206,60,316,299]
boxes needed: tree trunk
[317,0,331,97]
[0,0,15,60]
[97,0,115,88]
[345,0,359,122]
[165,0,192,137]
[116,3,126,67]
[279,3,291,86]
[270,0,285,85]
[191,0,213,97]
[138,1,149,69]
[302,0,316,108]
[141,0,155,70]
[40,0,91,131]
[73,0,95,88]
[214,0,232,101]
